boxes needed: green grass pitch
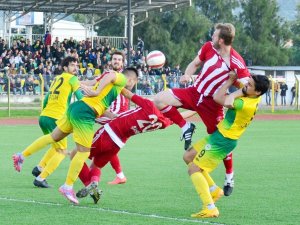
[0,120,299,225]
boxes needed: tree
[194,0,239,23]
[290,4,300,65]
[134,7,211,68]
[238,0,291,65]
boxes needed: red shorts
[90,128,120,168]
[171,86,224,134]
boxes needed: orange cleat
[107,176,127,185]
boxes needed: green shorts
[192,130,237,172]
[39,116,67,150]
[56,101,96,148]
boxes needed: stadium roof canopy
[0,0,192,16]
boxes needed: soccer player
[13,56,83,188]
[74,90,197,204]
[183,73,270,218]
[73,87,173,204]
[13,64,138,204]
[82,50,129,185]
[95,94,129,185]
[153,23,250,195]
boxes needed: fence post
[295,75,299,110]
[269,76,274,113]
[39,73,44,112]
[7,72,10,117]
[162,74,167,90]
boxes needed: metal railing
[4,34,126,49]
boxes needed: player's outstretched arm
[214,72,237,108]
[121,88,134,100]
[80,79,97,86]
[181,55,202,84]
[83,71,117,97]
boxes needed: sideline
[0,196,225,225]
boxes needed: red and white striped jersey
[193,41,250,97]
[96,94,129,125]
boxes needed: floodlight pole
[127,0,131,66]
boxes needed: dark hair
[123,67,138,78]
[61,56,77,69]
[252,74,270,96]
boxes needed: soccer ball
[146,50,166,69]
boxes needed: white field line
[0,196,226,225]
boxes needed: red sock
[160,105,186,128]
[223,152,233,174]
[110,154,122,174]
[89,164,101,183]
[78,162,91,186]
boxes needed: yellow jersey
[40,72,81,119]
[82,71,127,116]
[217,96,261,140]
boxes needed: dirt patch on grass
[0,118,38,125]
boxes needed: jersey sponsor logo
[205,144,211,151]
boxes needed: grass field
[1,120,299,225]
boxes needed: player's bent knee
[183,148,197,164]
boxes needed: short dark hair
[61,56,77,69]
[252,74,270,96]
[123,67,138,78]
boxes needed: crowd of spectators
[0,34,188,96]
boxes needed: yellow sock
[190,172,214,207]
[65,151,90,186]
[39,152,66,179]
[38,147,57,168]
[22,134,54,157]
[202,170,216,187]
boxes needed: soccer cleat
[33,179,51,188]
[223,179,234,196]
[12,153,24,172]
[90,188,103,204]
[32,166,41,177]
[59,185,79,205]
[76,181,98,198]
[211,187,224,203]
[107,176,127,185]
[191,207,219,218]
[181,123,196,150]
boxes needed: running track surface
[1,114,299,125]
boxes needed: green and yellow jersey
[41,72,82,119]
[82,71,126,116]
[217,96,261,140]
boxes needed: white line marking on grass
[0,197,225,225]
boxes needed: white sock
[117,172,125,179]
[37,166,43,172]
[207,203,216,209]
[181,122,190,133]
[209,185,217,192]
[225,172,234,182]
[35,176,44,182]
[63,184,73,190]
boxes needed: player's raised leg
[154,90,195,150]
